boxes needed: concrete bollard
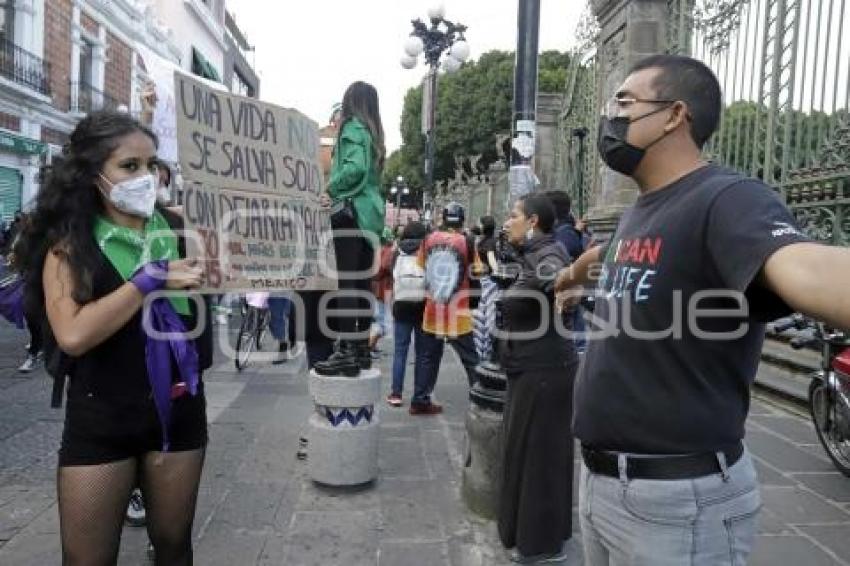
[462,361,507,519]
[307,368,381,486]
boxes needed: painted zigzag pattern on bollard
[323,406,374,427]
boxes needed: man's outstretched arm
[554,245,603,293]
[761,242,850,331]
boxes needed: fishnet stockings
[57,448,205,566]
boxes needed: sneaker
[18,355,39,373]
[386,393,403,407]
[508,548,568,564]
[125,489,146,527]
[409,402,443,415]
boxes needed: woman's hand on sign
[167,258,204,290]
[319,193,332,208]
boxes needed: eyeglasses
[605,95,676,119]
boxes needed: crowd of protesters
[4,52,850,566]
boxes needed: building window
[79,38,94,87]
[232,69,253,97]
[0,1,14,43]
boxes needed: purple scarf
[133,261,200,452]
[144,297,200,451]
[0,276,25,329]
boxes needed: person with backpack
[386,221,428,407]
[546,190,588,353]
[368,226,396,357]
[412,202,481,415]
[14,111,209,564]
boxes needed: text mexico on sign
[174,72,337,292]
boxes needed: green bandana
[94,211,191,315]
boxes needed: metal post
[573,127,588,219]
[425,67,438,202]
[509,0,541,202]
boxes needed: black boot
[314,341,360,377]
[355,341,372,371]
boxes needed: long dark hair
[15,111,158,316]
[338,81,385,170]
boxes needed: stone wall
[45,0,73,112]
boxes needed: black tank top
[65,243,211,400]
[66,246,151,399]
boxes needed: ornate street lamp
[401,6,470,208]
[389,175,410,227]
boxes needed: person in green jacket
[315,81,386,376]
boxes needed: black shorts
[59,386,208,467]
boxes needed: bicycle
[772,314,850,477]
[235,292,273,371]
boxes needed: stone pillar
[534,93,564,191]
[587,0,670,241]
[307,369,381,486]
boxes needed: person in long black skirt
[497,193,578,563]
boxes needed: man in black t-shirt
[555,54,850,565]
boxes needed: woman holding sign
[15,111,210,565]
[315,81,386,376]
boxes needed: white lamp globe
[428,4,446,21]
[450,40,470,62]
[401,54,418,69]
[442,55,461,73]
[404,36,424,57]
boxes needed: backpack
[424,243,465,304]
[393,251,426,303]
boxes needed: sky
[226,0,583,152]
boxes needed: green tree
[393,49,573,191]
[712,101,850,181]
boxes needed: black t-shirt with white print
[573,164,810,454]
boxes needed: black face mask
[597,105,673,176]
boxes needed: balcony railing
[69,81,123,114]
[0,38,51,95]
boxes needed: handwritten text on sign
[175,72,337,291]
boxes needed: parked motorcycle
[772,315,850,477]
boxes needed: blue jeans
[267,296,291,342]
[391,319,423,396]
[579,447,761,566]
[413,331,478,405]
[572,306,587,351]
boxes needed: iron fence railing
[558,0,850,245]
[0,38,51,95]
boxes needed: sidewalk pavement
[2,319,850,565]
[0,323,581,565]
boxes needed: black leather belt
[581,442,744,481]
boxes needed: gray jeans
[579,448,761,566]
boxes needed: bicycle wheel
[235,307,258,371]
[809,376,850,477]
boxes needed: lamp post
[508,0,541,202]
[401,5,470,208]
[389,175,410,228]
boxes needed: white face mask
[99,173,157,218]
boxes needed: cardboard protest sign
[174,72,337,292]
